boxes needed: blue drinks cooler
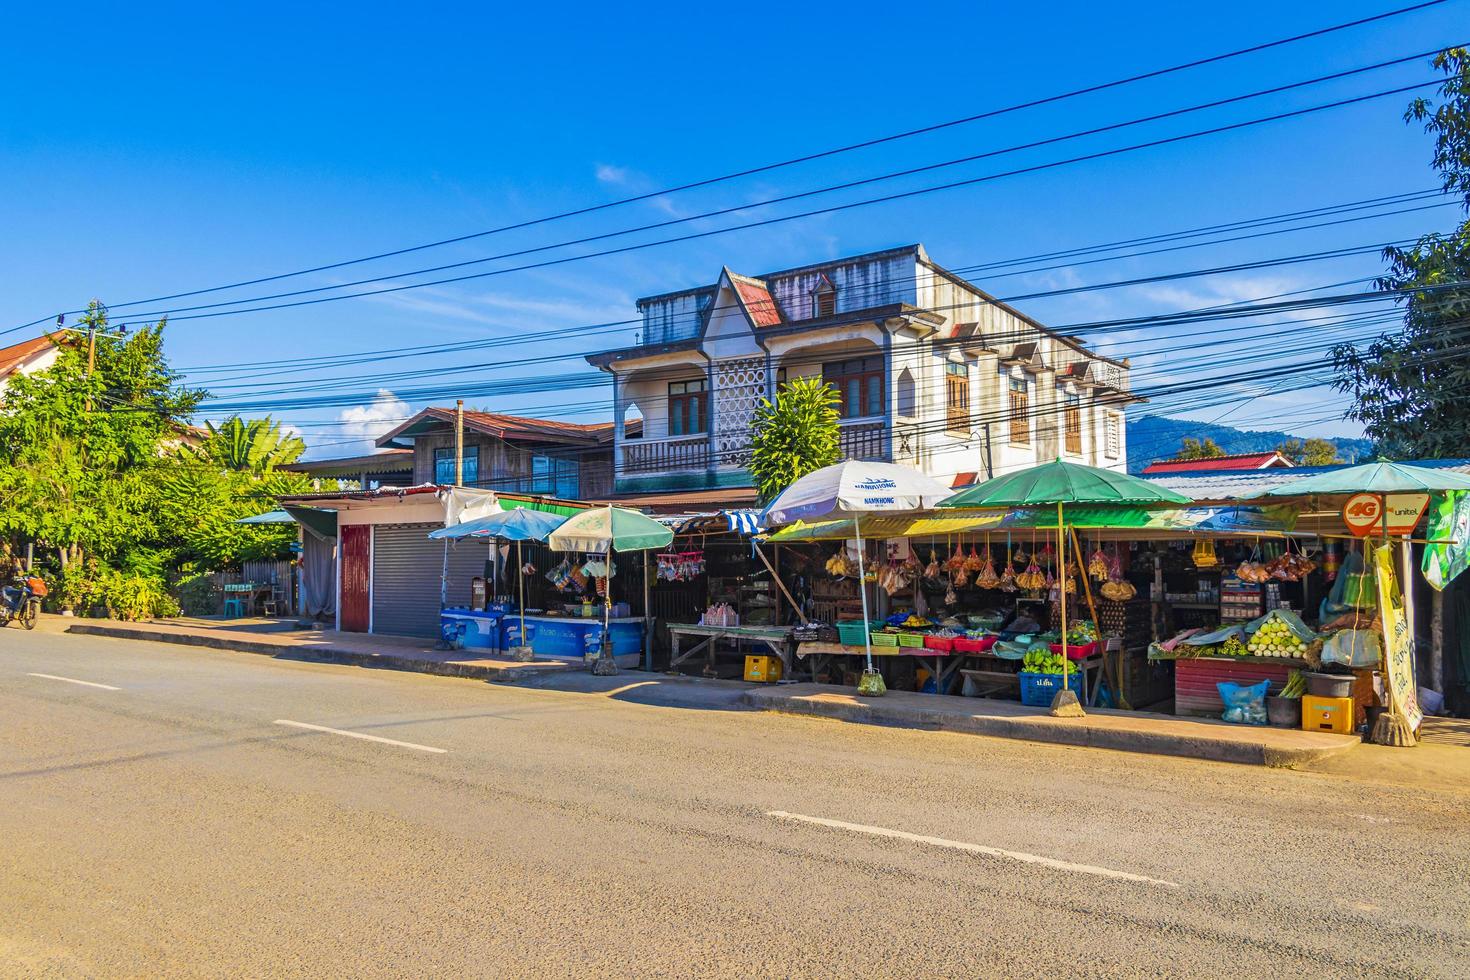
[530,619,642,660]
[440,608,501,653]
[502,618,536,650]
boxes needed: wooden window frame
[1064,392,1083,455]
[668,379,708,437]
[814,288,836,319]
[945,360,970,433]
[1008,376,1030,445]
[434,445,480,485]
[1105,411,1121,459]
[822,356,884,420]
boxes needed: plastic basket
[923,635,955,653]
[1050,640,1099,661]
[870,632,898,648]
[896,632,924,648]
[836,621,871,646]
[953,636,986,654]
[1019,670,1084,707]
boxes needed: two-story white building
[587,244,1135,499]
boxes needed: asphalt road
[3,631,1468,978]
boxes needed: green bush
[173,573,219,617]
[51,561,180,620]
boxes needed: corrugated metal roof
[727,271,783,327]
[1141,452,1291,475]
[377,407,615,448]
[1143,458,1470,501]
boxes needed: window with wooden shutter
[1064,392,1082,454]
[822,356,884,419]
[1105,412,1121,459]
[945,361,969,432]
[668,379,708,436]
[1008,376,1029,445]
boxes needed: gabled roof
[1141,451,1294,475]
[724,269,783,328]
[0,335,59,377]
[285,448,414,473]
[376,407,616,449]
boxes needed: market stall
[548,505,672,674]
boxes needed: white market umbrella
[763,461,952,692]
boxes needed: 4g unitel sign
[1341,492,1430,537]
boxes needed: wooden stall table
[667,623,796,678]
[794,641,970,694]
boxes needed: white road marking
[767,811,1178,888]
[273,720,448,754]
[27,673,120,691]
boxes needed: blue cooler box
[502,618,536,649]
[441,609,501,652]
[532,619,643,659]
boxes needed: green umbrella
[940,459,1193,509]
[1262,460,1470,497]
[942,461,1190,717]
[548,505,674,675]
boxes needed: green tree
[1175,437,1226,460]
[0,304,203,569]
[748,376,841,503]
[1276,438,1343,466]
[1333,48,1470,457]
[188,416,306,473]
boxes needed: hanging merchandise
[1321,539,1341,581]
[964,541,985,574]
[1263,540,1316,582]
[1236,540,1269,583]
[1000,533,1018,592]
[923,548,942,582]
[975,535,1001,590]
[1088,544,1109,582]
[946,539,966,575]
[546,558,574,591]
[1192,538,1219,568]
[521,561,536,576]
[657,548,706,582]
[1099,546,1136,601]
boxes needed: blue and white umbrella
[763,461,952,684]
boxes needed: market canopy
[763,505,1291,542]
[1263,459,1470,497]
[941,459,1192,509]
[234,509,294,524]
[427,506,567,542]
[548,505,673,553]
[762,460,953,527]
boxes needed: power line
[16,0,1447,328]
[24,75,1447,332]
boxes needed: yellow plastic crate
[744,655,783,683]
[1302,694,1353,734]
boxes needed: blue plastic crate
[1019,670,1084,707]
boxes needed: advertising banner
[1373,544,1423,732]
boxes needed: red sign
[1341,493,1429,537]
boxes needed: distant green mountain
[1126,416,1373,474]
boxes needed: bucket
[1265,695,1301,728]
[1304,672,1353,699]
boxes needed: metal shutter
[371,524,492,637]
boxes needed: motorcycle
[0,574,45,630]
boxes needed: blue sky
[1,1,1463,458]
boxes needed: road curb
[63,623,571,684]
[740,687,1360,767]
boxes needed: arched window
[621,401,644,439]
[896,367,916,418]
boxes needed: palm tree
[189,416,305,473]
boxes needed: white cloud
[321,389,412,458]
[595,164,632,186]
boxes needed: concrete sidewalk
[59,615,572,683]
[743,683,1361,767]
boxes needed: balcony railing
[621,435,710,474]
[839,420,887,461]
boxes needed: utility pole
[454,399,465,487]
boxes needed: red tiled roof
[1141,452,1292,475]
[380,407,615,448]
[728,271,782,327]
[0,335,58,377]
